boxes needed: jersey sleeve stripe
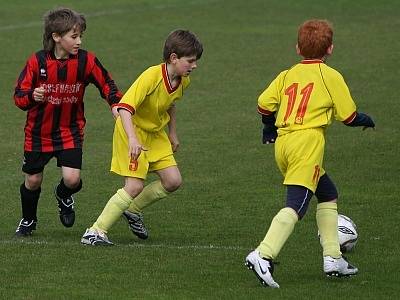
[117,103,135,114]
[257,105,274,115]
[343,111,357,124]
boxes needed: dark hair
[43,8,86,51]
[163,29,203,62]
[297,19,333,59]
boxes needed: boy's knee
[25,174,43,190]
[63,174,81,188]
[125,182,144,198]
[163,176,182,192]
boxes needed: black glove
[261,114,278,144]
[345,112,375,129]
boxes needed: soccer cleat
[323,255,358,277]
[245,250,280,288]
[81,228,114,246]
[15,218,37,236]
[54,187,75,227]
[122,211,148,240]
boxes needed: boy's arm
[261,113,278,144]
[88,56,122,108]
[257,74,281,144]
[326,70,375,130]
[118,109,145,160]
[167,103,179,152]
[343,111,375,129]
[14,57,39,111]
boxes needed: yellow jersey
[119,63,190,132]
[258,59,357,136]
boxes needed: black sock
[56,178,82,199]
[20,183,41,221]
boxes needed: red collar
[301,59,324,64]
[162,63,181,94]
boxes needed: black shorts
[22,148,83,175]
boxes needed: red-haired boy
[245,19,374,288]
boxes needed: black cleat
[15,218,37,236]
[122,211,148,240]
[54,187,75,227]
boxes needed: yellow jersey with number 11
[258,59,357,136]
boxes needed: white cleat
[324,255,358,277]
[81,228,114,246]
[245,250,280,288]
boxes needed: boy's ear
[327,44,334,55]
[169,53,178,63]
[52,32,61,43]
[296,44,301,55]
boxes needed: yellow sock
[127,180,169,213]
[257,207,298,259]
[316,202,341,258]
[92,188,133,233]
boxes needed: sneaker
[54,187,75,227]
[122,211,148,240]
[245,250,280,288]
[15,218,37,236]
[324,255,358,277]
[81,228,114,246]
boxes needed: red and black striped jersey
[14,49,122,152]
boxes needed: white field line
[0,239,249,251]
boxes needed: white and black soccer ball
[337,214,358,252]
[318,214,358,252]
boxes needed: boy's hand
[128,136,147,161]
[345,112,375,129]
[111,105,120,119]
[168,133,180,152]
[33,87,45,102]
[262,124,278,144]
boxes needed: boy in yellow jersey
[245,20,375,288]
[81,29,203,245]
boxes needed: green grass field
[1,0,399,299]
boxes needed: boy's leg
[315,174,341,258]
[257,207,299,260]
[16,174,43,236]
[22,173,43,222]
[91,177,143,233]
[315,173,357,276]
[257,185,312,259]
[316,201,340,257]
[127,166,180,213]
[55,149,83,227]
[56,167,81,227]
[123,166,179,239]
[16,151,52,236]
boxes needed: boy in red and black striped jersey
[14,7,122,236]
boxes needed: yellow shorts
[110,118,176,179]
[275,128,326,192]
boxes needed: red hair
[297,19,333,59]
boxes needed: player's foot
[323,255,358,277]
[81,228,114,246]
[54,187,75,227]
[122,211,148,240]
[245,250,280,288]
[15,218,37,236]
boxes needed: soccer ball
[318,214,358,253]
[337,214,358,252]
